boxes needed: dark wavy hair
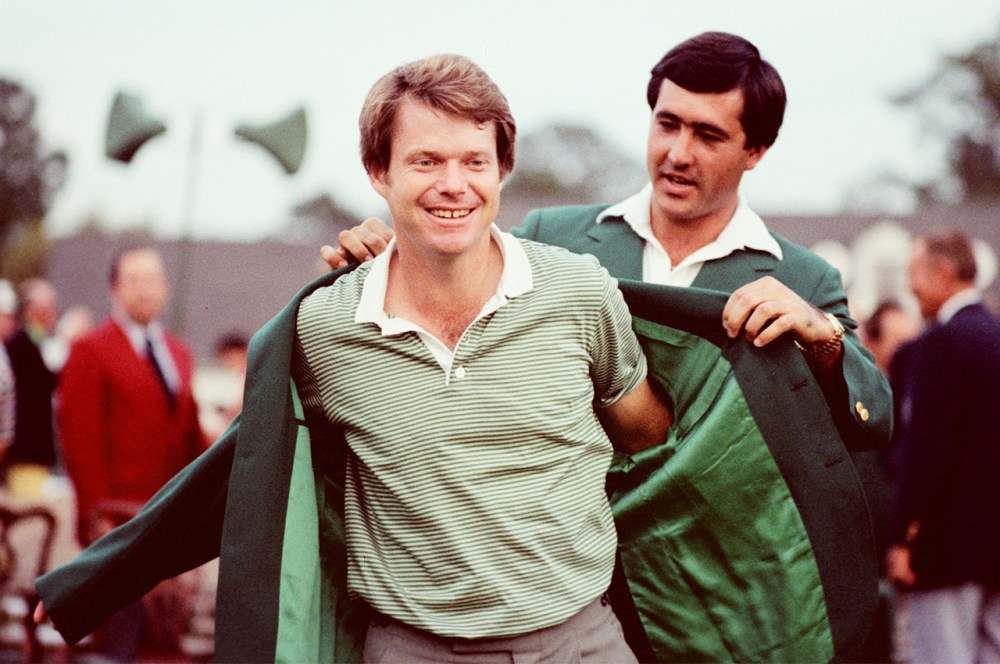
[647,32,786,150]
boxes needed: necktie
[145,336,175,408]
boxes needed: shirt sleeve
[589,267,647,409]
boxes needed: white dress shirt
[596,183,782,286]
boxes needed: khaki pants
[362,593,639,664]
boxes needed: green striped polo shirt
[292,228,646,638]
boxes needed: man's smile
[428,208,473,219]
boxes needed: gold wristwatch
[794,313,845,358]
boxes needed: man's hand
[722,276,838,350]
[320,217,395,271]
[886,545,917,587]
[33,600,46,624]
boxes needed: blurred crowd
[0,245,246,662]
[855,230,1000,663]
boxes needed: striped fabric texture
[292,238,646,638]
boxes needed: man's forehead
[392,100,497,151]
[654,79,745,123]
[118,252,164,276]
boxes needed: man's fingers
[319,217,396,270]
[320,245,349,271]
[722,277,779,337]
[723,276,830,347]
[722,294,753,338]
[33,600,46,624]
[337,229,377,263]
[359,216,395,242]
[337,219,395,264]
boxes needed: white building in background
[811,219,999,322]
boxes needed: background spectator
[57,245,204,662]
[887,229,1000,663]
[191,332,247,442]
[4,279,60,500]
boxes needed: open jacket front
[37,267,880,663]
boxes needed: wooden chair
[0,502,57,663]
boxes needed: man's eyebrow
[405,149,441,160]
[654,110,731,140]
[403,149,491,160]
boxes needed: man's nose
[667,130,695,167]
[436,161,468,195]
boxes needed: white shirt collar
[355,224,533,330]
[937,287,981,324]
[112,308,167,355]
[595,183,782,286]
[354,224,532,381]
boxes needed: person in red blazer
[59,245,205,545]
[56,245,205,661]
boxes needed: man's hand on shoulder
[722,276,843,365]
[320,217,395,271]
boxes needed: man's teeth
[430,209,471,219]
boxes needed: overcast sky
[5,1,1000,240]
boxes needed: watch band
[794,313,845,358]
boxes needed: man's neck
[935,285,981,324]
[384,237,503,350]
[650,196,739,267]
[112,307,156,331]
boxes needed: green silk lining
[275,381,363,663]
[610,318,834,662]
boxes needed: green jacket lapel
[580,216,645,281]
[690,248,777,292]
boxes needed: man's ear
[744,145,769,172]
[369,169,389,197]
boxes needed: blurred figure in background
[860,299,922,662]
[57,245,205,662]
[0,340,13,458]
[861,300,921,375]
[41,304,95,373]
[0,280,17,342]
[888,229,1000,663]
[3,278,60,499]
[0,281,17,458]
[192,331,247,442]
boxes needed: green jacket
[516,204,890,454]
[37,265,886,663]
